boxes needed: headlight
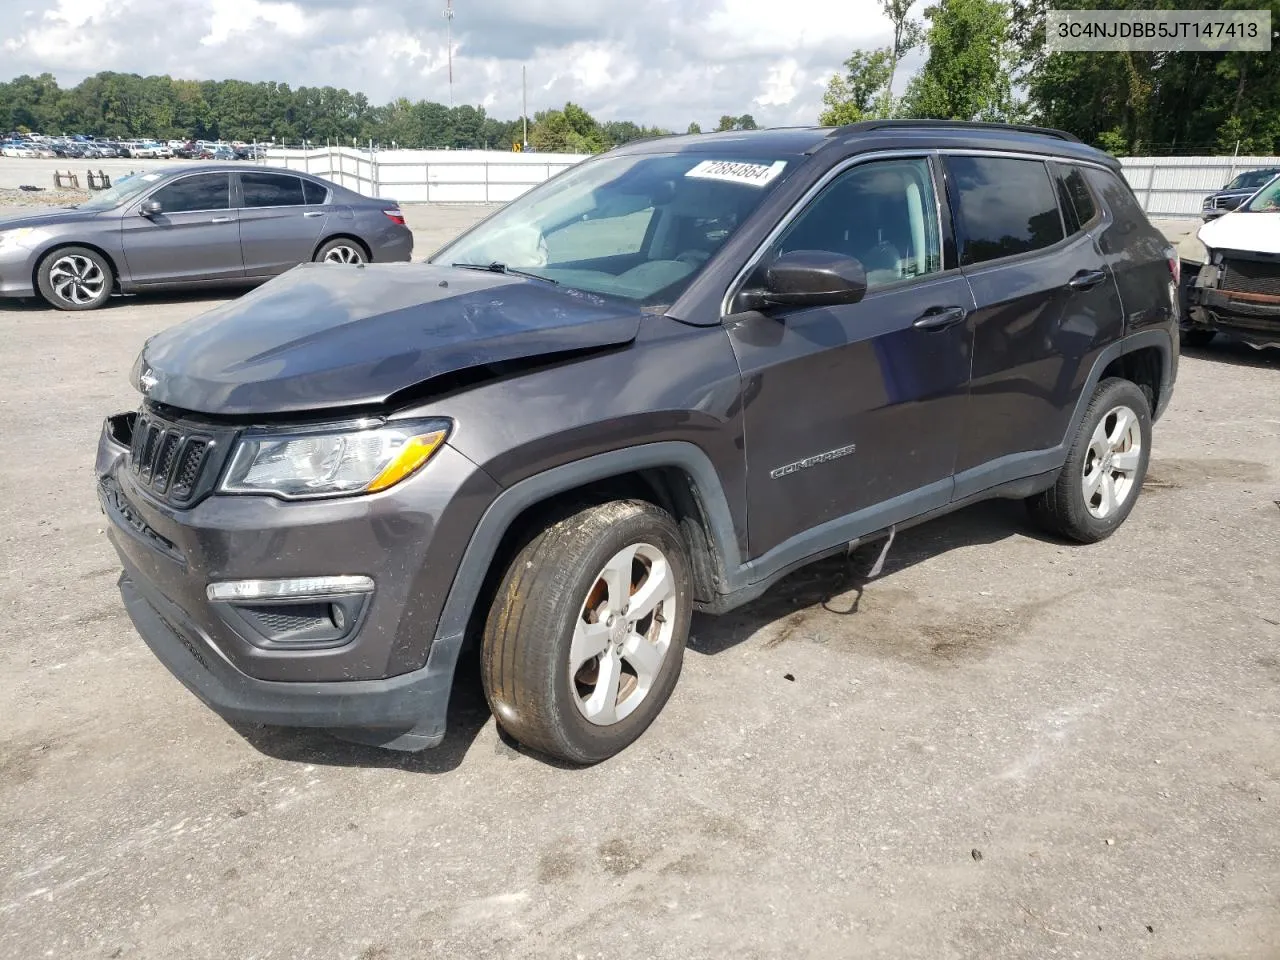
[219,420,451,499]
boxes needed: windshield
[431,152,794,306]
[73,171,167,211]
[1226,169,1279,191]
[1242,175,1280,212]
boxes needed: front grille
[1220,258,1280,297]
[1215,197,1236,209]
[128,409,219,505]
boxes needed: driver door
[120,172,244,285]
[724,155,975,559]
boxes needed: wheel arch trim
[430,441,744,647]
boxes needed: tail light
[383,208,406,226]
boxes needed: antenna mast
[444,0,455,108]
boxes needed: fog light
[206,576,374,602]
[330,604,347,631]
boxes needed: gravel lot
[1,202,1278,960]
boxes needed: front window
[432,152,795,306]
[1242,175,1280,212]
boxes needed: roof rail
[830,119,1082,144]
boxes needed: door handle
[211,216,234,224]
[303,211,324,218]
[1068,268,1107,291]
[912,305,967,331]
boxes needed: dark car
[0,164,413,310]
[95,121,1179,764]
[1200,167,1280,220]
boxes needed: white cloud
[0,0,918,128]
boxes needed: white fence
[262,147,588,203]
[260,146,1278,218]
[1119,155,1280,218]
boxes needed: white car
[1186,173,1280,350]
[1,143,36,158]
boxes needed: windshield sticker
[685,159,786,187]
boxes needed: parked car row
[1,133,270,161]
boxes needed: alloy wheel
[49,255,106,306]
[570,543,678,726]
[1082,404,1142,519]
[323,244,364,264]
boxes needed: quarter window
[150,173,231,213]
[773,157,942,290]
[302,180,329,205]
[946,156,1064,265]
[240,172,306,208]
[1057,164,1098,231]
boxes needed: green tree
[900,0,1020,121]
[715,114,758,132]
[819,48,894,125]
[687,121,702,134]
[879,0,925,116]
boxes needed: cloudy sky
[1,0,924,128]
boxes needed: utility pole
[522,65,528,149]
[444,0,455,109]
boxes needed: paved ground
[1,203,1278,960]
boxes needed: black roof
[613,120,1116,169]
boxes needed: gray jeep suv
[96,121,1180,764]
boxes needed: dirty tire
[314,238,367,264]
[37,246,113,311]
[1180,326,1216,348]
[481,500,692,765]
[1026,377,1152,544]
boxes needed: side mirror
[751,250,868,310]
[140,200,162,217]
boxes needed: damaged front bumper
[1186,257,1280,349]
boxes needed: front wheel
[1026,377,1152,544]
[481,500,692,765]
[315,238,367,265]
[37,247,114,311]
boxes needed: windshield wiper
[452,261,558,285]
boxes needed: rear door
[943,153,1123,498]
[725,154,974,560]
[120,172,243,284]
[235,171,329,276]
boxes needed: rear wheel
[315,238,367,265]
[37,246,113,311]
[481,500,692,765]
[1027,377,1152,543]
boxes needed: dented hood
[134,262,641,416]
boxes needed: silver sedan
[0,164,414,310]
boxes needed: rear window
[241,172,306,208]
[946,156,1065,266]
